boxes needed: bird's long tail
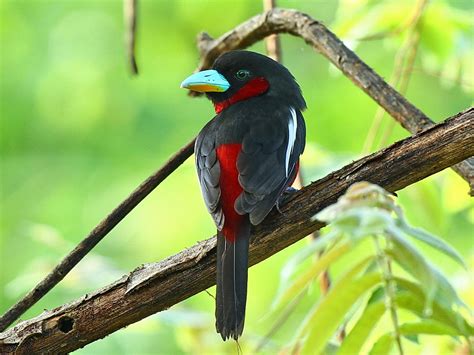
[215,216,250,341]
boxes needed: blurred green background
[0,0,472,353]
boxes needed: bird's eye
[235,69,251,80]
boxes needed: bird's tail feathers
[215,216,250,340]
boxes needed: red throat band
[214,77,269,114]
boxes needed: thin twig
[124,0,139,75]
[204,289,215,300]
[263,0,282,62]
[0,139,195,332]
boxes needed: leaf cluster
[269,182,472,354]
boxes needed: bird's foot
[276,187,299,213]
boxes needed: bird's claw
[276,187,299,213]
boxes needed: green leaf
[390,228,464,303]
[341,285,472,355]
[316,206,396,239]
[429,267,466,310]
[395,278,473,337]
[397,293,472,336]
[338,295,386,354]
[323,342,340,355]
[369,332,394,355]
[279,229,342,289]
[314,182,397,223]
[388,228,438,312]
[398,220,466,268]
[369,319,466,354]
[334,208,395,237]
[403,334,419,344]
[296,258,381,354]
[389,229,467,317]
[388,241,468,336]
[367,285,385,304]
[398,319,462,337]
[272,241,352,310]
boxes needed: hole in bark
[57,316,74,333]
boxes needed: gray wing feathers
[195,124,224,230]
[235,108,305,225]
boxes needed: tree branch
[193,8,474,192]
[1,108,472,354]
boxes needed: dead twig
[124,0,139,75]
[263,0,282,62]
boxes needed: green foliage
[271,182,472,354]
[333,0,473,93]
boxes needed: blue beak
[180,69,230,93]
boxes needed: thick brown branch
[0,139,195,332]
[1,108,472,354]
[193,8,474,191]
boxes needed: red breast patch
[216,144,244,242]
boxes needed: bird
[181,50,306,340]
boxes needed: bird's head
[181,50,306,113]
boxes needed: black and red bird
[181,50,306,340]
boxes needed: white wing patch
[285,107,298,177]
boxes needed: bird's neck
[213,77,269,114]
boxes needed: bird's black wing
[235,106,305,225]
[195,119,224,230]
